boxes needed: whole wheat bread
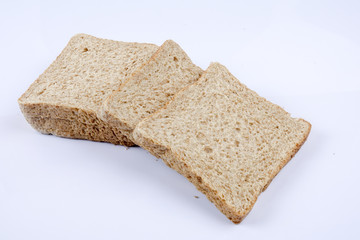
[100,40,203,143]
[18,34,158,146]
[133,62,311,223]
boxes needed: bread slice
[133,62,311,223]
[18,34,158,146]
[100,40,203,143]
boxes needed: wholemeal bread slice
[18,34,158,146]
[133,62,311,223]
[100,40,203,143]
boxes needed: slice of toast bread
[100,40,203,143]
[133,62,311,223]
[18,34,158,146]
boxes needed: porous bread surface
[101,40,203,143]
[27,117,133,146]
[133,62,311,223]
[18,34,158,145]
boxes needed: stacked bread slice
[19,34,311,223]
[100,40,203,143]
[134,62,311,223]
[18,34,158,146]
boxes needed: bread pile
[19,34,311,223]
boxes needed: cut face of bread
[26,117,132,144]
[133,62,311,223]
[18,34,158,146]
[100,40,203,143]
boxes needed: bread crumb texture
[101,40,203,143]
[27,117,133,145]
[18,34,158,145]
[133,62,311,223]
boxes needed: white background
[1,0,360,239]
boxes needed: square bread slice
[18,34,158,146]
[133,62,311,223]
[100,40,203,143]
